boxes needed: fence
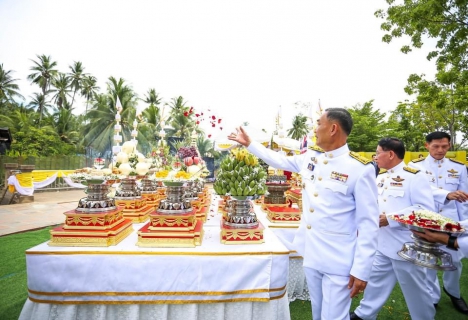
[0,155,88,190]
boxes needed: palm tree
[50,73,71,109]
[287,114,309,140]
[143,88,162,107]
[0,105,37,133]
[0,64,24,107]
[68,61,87,107]
[81,75,99,115]
[49,108,80,144]
[84,77,139,154]
[27,54,58,96]
[196,135,218,158]
[166,96,198,140]
[27,92,53,124]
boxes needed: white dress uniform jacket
[247,141,379,281]
[378,162,436,259]
[408,155,468,302]
[409,155,468,221]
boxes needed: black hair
[325,108,353,136]
[378,137,405,159]
[425,131,451,143]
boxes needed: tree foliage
[287,114,308,140]
[375,0,468,70]
[347,100,388,151]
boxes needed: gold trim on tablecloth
[26,250,290,256]
[28,285,286,297]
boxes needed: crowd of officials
[228,108,468,320]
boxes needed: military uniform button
[440,209,443,213]
[439,176,442,179]
[323,160,328,164]
[383,199,386,202]
[438,165,441,168]
[384,187,387,190]
[309,208,314,213]
[391,170,394,173]
[318,177,322,181]
[307,225,311,229]
[314,193,318,197]
[328,153,333,158]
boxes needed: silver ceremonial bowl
[397,223,464,271]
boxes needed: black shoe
[349,312,363,320]
[443,286,468,314]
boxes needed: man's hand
[379,214,389,227]
[412,230,449,245]
[446,190,468,203]
[348,275,367,298]
[228,127,251,147]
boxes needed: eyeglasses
[375,150,390,156]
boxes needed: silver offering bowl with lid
[76,179,116,213]
[157,181,193,214]
[223,195,260,228]
[397,223,464,271]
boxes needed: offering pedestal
[137,183,203,247]
[140,178,161,207]
[220,197,264,244]
[114,178,152,223]
[49,181,133,247]
[266,206,301,223]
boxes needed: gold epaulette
[349,152,372,165]
[411,157,425,163]
[308,145,324,153]
[404,166,420,174]
[378,169,387,175]
[449,158,465,165]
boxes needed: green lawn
[1,228,468,320]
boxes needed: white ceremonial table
[253,205,310,302]
[19,195,291,320]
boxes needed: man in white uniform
[408,131,468,314]
[351,137,436,320]
[228,108,379,320]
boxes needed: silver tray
[396,221,466,236]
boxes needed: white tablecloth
[19,195,292,320]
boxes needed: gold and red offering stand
[137,181,203,248]
[262,175,301,223]
[186,180,210,222]
[140,178,162,208]
[49,180,133,247]
[221,195,265,244]
[285,187,303,211]
[114,177,153,223]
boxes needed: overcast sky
[0,0,436,137]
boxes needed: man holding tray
[229,108,379,320]
[408,131,468,314]
[351,137,436,320]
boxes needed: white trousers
[426,249,463,303]
[354,251,435,320]
[303,267,351,320]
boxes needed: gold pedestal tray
[137,209,203,247]
[220,219,265,244]
[115,197,152,223]
[265,205,301,223]
[49,208,133,247]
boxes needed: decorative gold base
[265,205,301,223]
[115,198,152,223]
[220,219,265,244]
[48,219,134,247]
[148,210,197,231]
[261,202,290,212]
[285,189,302,211]
[141,193,161,207]
[137,219,203,248]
